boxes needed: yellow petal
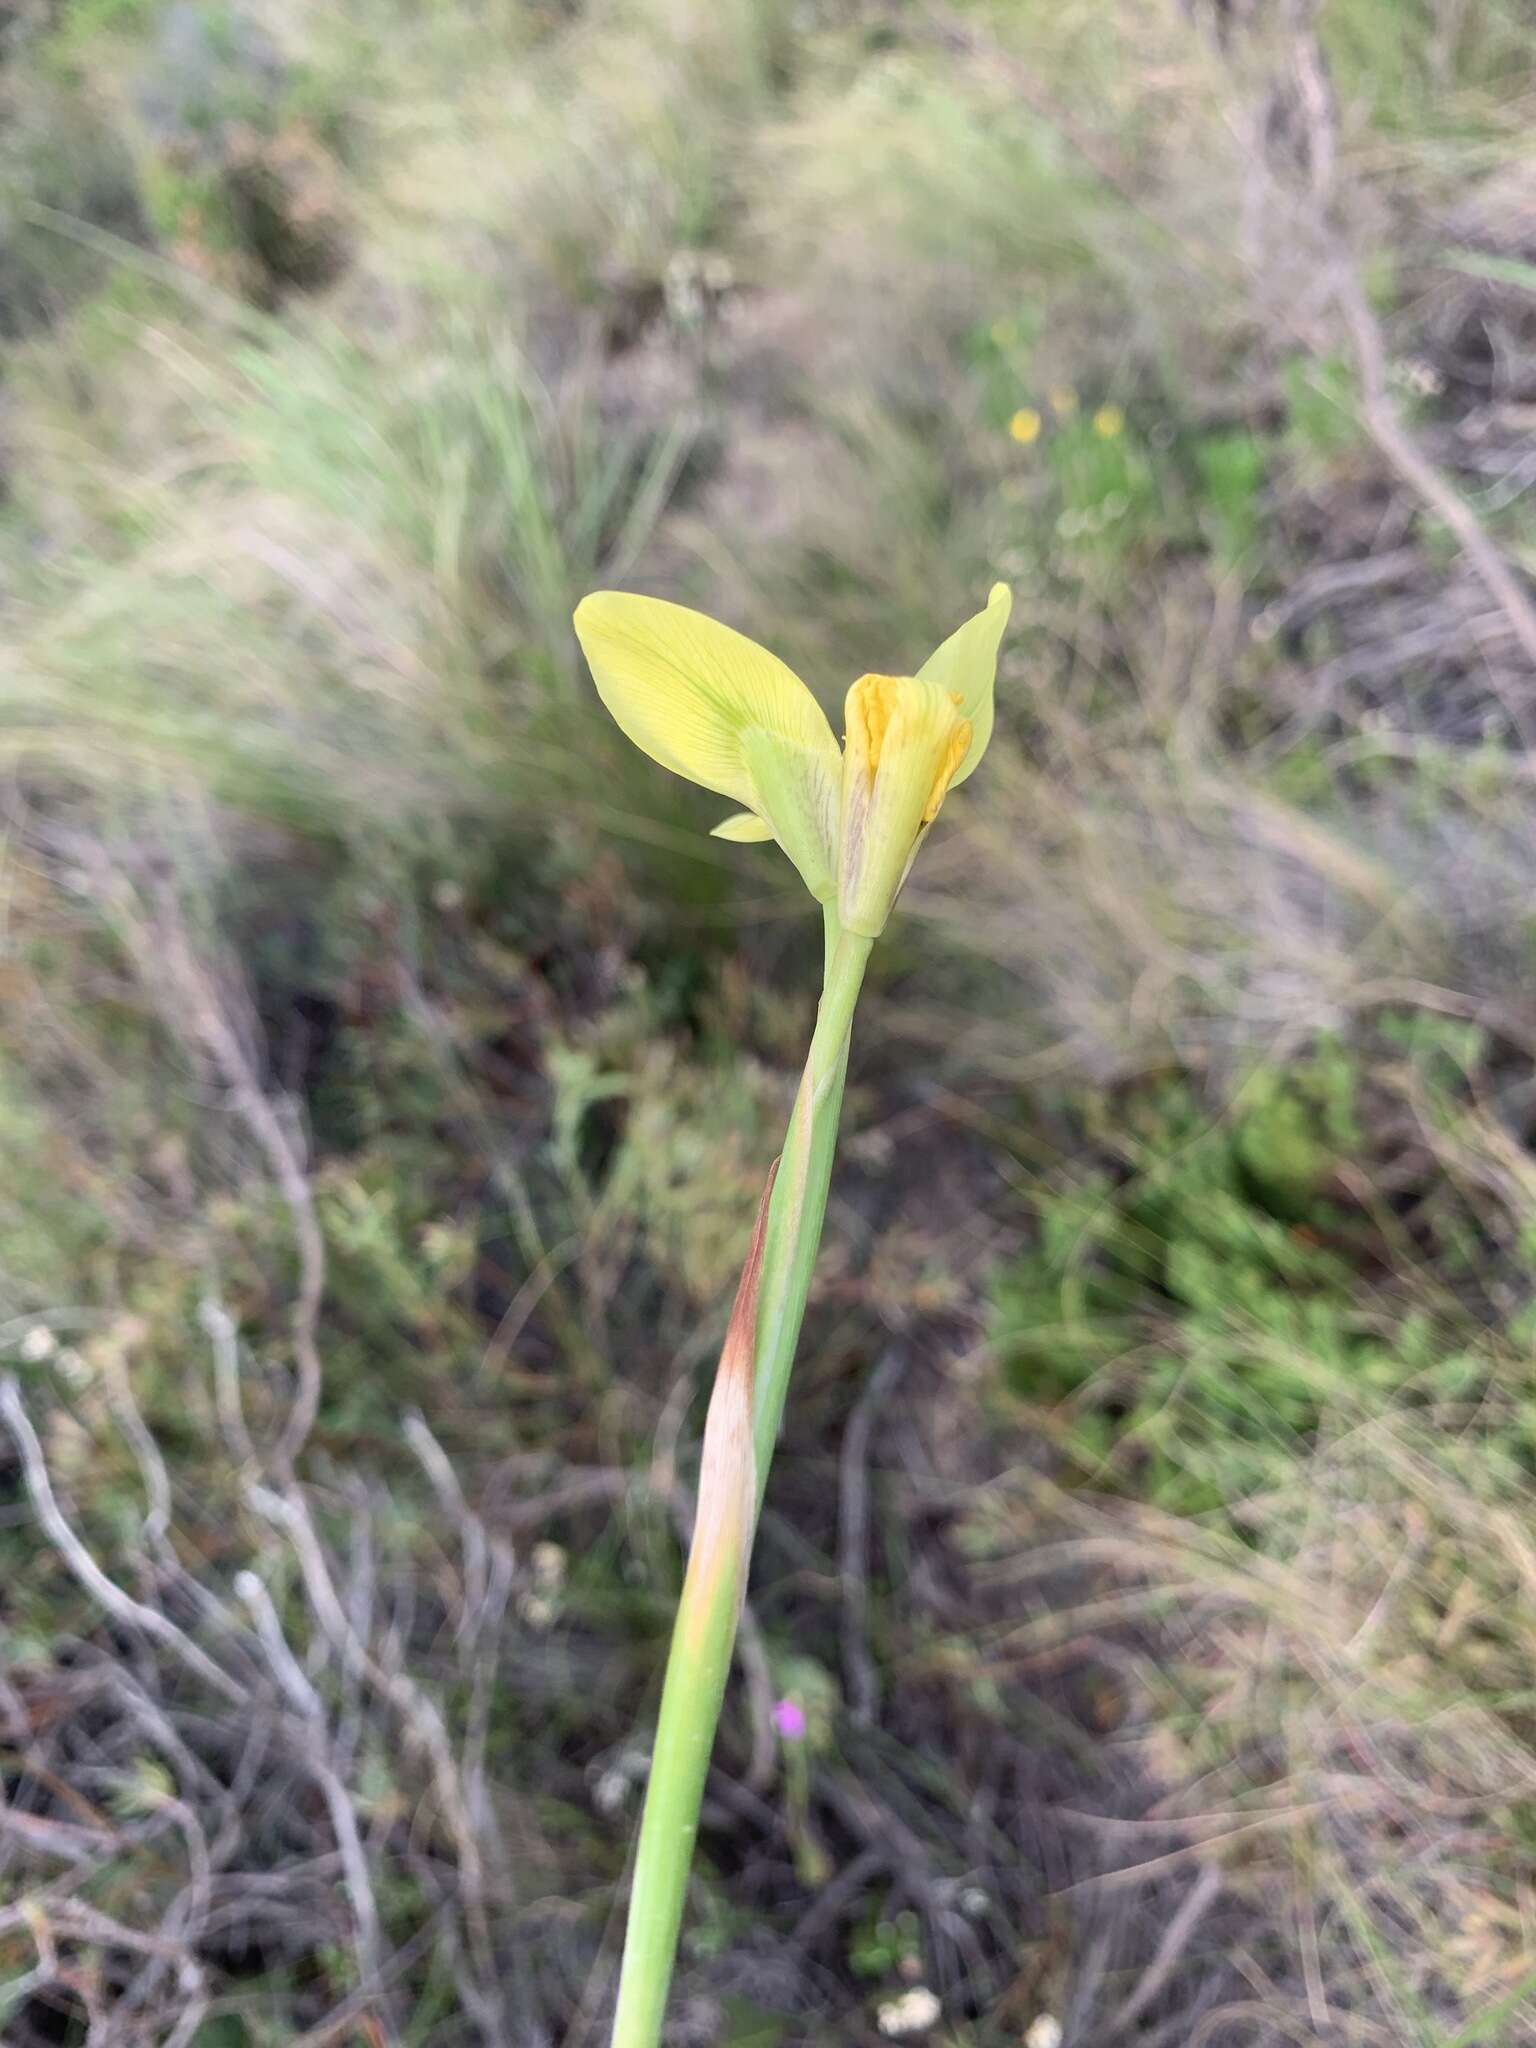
[574,591,841,898]
[575,591,820,799]
[915,582,1010,788]
[838,674,970,939]
[711,810,775,842]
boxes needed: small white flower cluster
[664,249,734,327]
[17,1323,91,1388]
[518,1539,567,1630]
[1026,2016,1063,2048]
[1057,493,1129,542]
[875,1986,940,2037]
[1390,357,1445,398]
[591,1747,649,1818]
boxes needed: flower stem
[608,912,871,2048]
[749,917,871,1510]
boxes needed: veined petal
[574,591,842,897]
[711,810,775,842]
[739,725,840,897]
[916,581,1011,787]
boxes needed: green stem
[750,915,871,1509]
[608,910,871,2048]
[608,1491,747,2048]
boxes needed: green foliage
[1321,0,1536,130]
[0,82,146,337]
[1283,349,1367,472]
[225,315,688,675]
[847,1903,922,1981]
[755,48,1109,351]
[0,1064,113,1310]
[54,0,162,38]
[1192,427,1268,567]
[1046,404,1163,569]
[1447,248,1536,294]
[718,1998,791,2048]
[975,310,1278,586]
[0,276,699,909]
[991,1042,1498,1520]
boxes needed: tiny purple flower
[770,1697,807,1741]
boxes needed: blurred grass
[4,0,1536,2042]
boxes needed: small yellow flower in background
[990,317,1018,349]
[573,583,1011,940]
[1008,406,1042,446]
[1048,386,1078,417]
[1092,403,1125,438]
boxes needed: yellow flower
[1092,403,1125,438]
[1008,407,1042,446]
[1048,386,1078,418]
[990,318,1018,349]
[573,583,1011,938]
[838,674,968,938]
